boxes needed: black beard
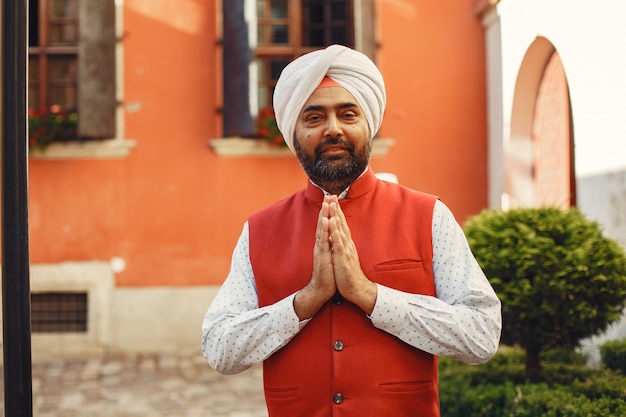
[294,137,371,194]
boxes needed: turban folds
[273,44,387,153]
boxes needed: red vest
[249,169,440,417]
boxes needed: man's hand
[294,196,337,320]
[294,195,377,319]
[327,196,377,315]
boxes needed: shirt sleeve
[369,200,502,364]
[201,222,303,375]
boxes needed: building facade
[4,0,623,361]
[5,0,491,359]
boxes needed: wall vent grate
[31,292,88,333]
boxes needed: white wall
[498,0,626,178]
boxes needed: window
[28,0,78,113]
[302,0,354,48]
[28,0,117,141]
[255,0,354,111]
[222,0,375,138]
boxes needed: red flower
[259,107,275,117]
[256,107,286,147]
[28,105,79,150]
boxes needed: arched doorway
[506,37,575,209]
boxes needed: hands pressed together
[294,195,378,320]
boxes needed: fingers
[323,196,376,315]
[326,196,349,251]
[310,196,377,317]
[325,196,355,268]
[330,196,351,240]
[303,197,337,306]
[316,201,331,250]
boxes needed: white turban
[273,44,387,154]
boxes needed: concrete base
[107,285,219,357]
[1,261,219,364]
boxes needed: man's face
[293,86,371,191]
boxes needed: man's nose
[324,115,343,137]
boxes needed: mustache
[314,137,355,157]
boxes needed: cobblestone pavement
[0,354,267,417]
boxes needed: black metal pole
[2,0,33,415]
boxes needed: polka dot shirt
[201,200,502,375]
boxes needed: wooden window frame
[254,0,356,111]
[29,0,79,113]
[28,0,118,145]
[214,0,390,156]
[29,0,134,159]
[301,0,355,49]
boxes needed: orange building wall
[374,0,488,217]
[28,0,488,288]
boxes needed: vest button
[332,392,344,404]
[333,340,344,351]
[332,292,344,305]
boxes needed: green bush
[464,207,626,382]
[600,338,626,374]
[568,368,626,400]
[439,348,626,417]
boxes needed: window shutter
[78,0,116,139]
[222,0,254,137]
[359,0,377,61]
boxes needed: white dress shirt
[202,199,501,375]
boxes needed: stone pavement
[0,354,267,417]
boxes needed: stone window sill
[29,138,137,160]
[209,137,395,157]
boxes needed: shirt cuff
[279,292,311,334]
[368,284,408,326]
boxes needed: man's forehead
[301,86,360,110]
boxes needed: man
[202,44,501,417]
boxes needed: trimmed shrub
[600,338,626,374]
[464,207,626,382]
